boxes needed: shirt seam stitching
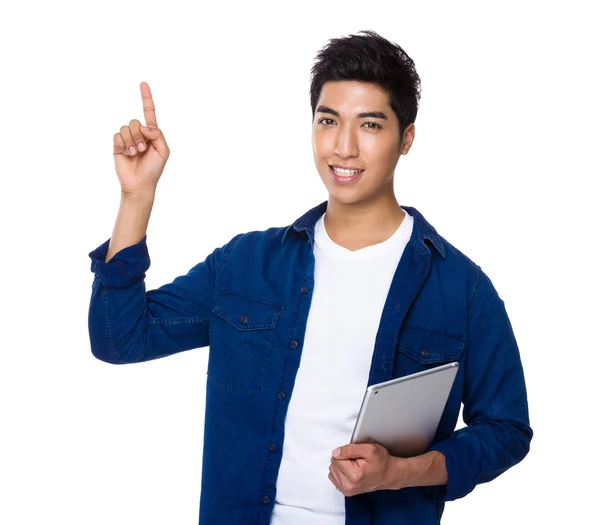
[101,286,126,363]
[467,265,483,312]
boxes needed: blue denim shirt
[88,200,532,525]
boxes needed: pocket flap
[398,324,465,364]
[213,290,284,330]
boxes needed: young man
[88,30,532,525]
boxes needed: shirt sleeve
[87,233,243,364]
[428,266,533,501]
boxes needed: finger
[330,469,355,497]
[331,459,357,489]
[328,472,341,492]
[329,465,346,491]
[113,133,126,156]
[128,119,146,152]
[119,125,137,156]
[333,444,360,460]
[140,81,158,128]
[334,443,378,461]
[332,457,357,482]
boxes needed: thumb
[333,444,361,460]
[140,125,169,156]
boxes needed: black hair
[309,30,421,140]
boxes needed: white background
[1,0,598,523]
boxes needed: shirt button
[269,443,277,452]
[278,392,286,400]
[301,287,308,294]
[421,348,430,358]
[240,315,248,324]
[262,496,270,504]
[290,341,298,349]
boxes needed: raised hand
[112,82,171,195]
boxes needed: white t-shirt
[270,208,414,525]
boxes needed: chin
[326,188,368,206]
[318,167,374,205]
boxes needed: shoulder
[403,204,481,290]
[224,224,294,250]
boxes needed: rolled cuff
[88,235,150,288]
[427,436,473,502]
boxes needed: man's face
[312,80,414,206]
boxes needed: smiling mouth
[329,165,364,183]
[329,165,365,176]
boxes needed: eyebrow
[316,105,388,120]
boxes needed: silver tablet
[350,362,459,457]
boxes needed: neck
[323,192,406,245]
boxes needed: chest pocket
[395,324,465,376]
[209,290,285,391]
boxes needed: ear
[400,123,416,155]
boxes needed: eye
[363,121,382,130]
[318,118,335,126]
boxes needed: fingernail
[137,142,145,151]
[333,448,340,457]
[129,146,136,155]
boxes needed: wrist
[121,187,157,201]
[405,451,448,488]
[384,451,448,490]
[383,456,411,490]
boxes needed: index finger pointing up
[140,81,158,127]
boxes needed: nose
[333,124,359,159]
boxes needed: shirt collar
[282,200,446,259]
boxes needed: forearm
[106,190,156,262]
[386,450,448,490]
[88,230,237,364]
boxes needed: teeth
[332,167,363,176]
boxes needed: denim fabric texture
[88,200,533,525]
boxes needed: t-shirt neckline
[314,209,413,261]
